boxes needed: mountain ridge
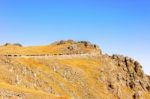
[0,40,149,99]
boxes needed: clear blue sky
[0,0,150,74]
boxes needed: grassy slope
[0,56,116,99]
[0,82,66,99]
[0,42,149,99]
[0,56,150,99]
[0,42,99,55]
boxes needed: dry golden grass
[0,82,67,99]
[0,43,99,55]
[0,55,150,99]
[0,42,149,99]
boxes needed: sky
[0,0,150,74]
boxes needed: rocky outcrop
[3,43,22,47]
[52,40,101,55]
[77,41,99,49]
[54,40,100,49]
[109,54,150,98]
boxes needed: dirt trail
[0,53,100,59]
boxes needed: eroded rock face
[112,55,147,87]
[107,54,150,98]
[94,54,150,99]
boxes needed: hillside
[0,40,149,99]
[0,40,100,55]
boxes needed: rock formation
[3,43,22,47]
[109,54,150,98]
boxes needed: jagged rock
[110,54,150,94]
[55,40,76,45]
[77,41,100,49]
[112,54,125,62]
[67,45,78,51]
[146,86,150,91]
[133,92,140,99]
[129,81,136,89]
[67,46,74,50]
[108,81,115,90]
[112,54,144,78]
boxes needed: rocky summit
[0,40,149,99]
